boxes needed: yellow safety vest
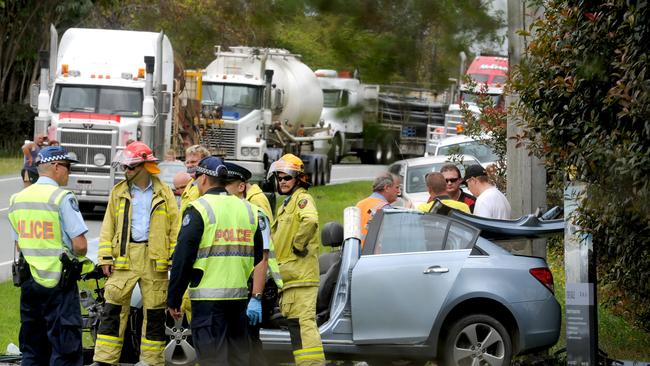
[189,194,258,300]
[8,184,92,287]
[253,207,283,290]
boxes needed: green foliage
[510,0,650,329]
[0,103,35,153]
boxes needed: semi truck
[180,46,332,185]
[313,69,449,164]
[429,54,508,155]
[31,26,174,207]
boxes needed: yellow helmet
[267,153,310,186]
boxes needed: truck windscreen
[323,89,349,108]
[51,85,143,117]
[202,83,262,119]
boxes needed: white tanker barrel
[266,56,323,134]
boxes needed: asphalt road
[0,163,386,282]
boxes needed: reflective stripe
[294,346,325,360]
[154,259,168,271]
[8,202,58,214]
[284,280,319,287]
[141,339,165,350]
[35,268,60,280]
[20,248,63,257]
[196,244,255,259]
[243,201,254,225]
[189,287,249,299]
[49,188,67,205]
[96,334,123,346]
[195,198,215,224]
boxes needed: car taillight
[530,267,554,294]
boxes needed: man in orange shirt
[355,172,401,248]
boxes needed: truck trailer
[31,26,174,206]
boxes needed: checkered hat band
[39,154,71,163]
[228,170,245,180]
[197,165,227,177]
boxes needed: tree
[510,0,650,328]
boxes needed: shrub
[0,103,35,154]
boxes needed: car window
[437,141,498,164]
[372,211,478,255]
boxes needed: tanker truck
[31,26,174,207]
[181,46,332,185]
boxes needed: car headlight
[93,153,106,166]
[241,147,250,156]
[68,152,78,161]
[250,147,260,156]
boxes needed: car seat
[316,222,344,325]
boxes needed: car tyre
[441,314,512,366]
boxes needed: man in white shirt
[463,164,511,219]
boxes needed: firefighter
[224,162,284,365]
[167,156,267,365]
[93,142,179,366]
[8,146,93,366]
[268,154,325,366]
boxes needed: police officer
[8,146,92,366]
[167,156,267,365]
[224,162,283,366]
[268,154,325,366]
[93,142,179,366]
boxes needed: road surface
[0,163,386,281]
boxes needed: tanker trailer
[193,46,332,185]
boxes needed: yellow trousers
[93,244,168,366]
[280,286,325,366]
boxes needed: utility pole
[506,0,547,257]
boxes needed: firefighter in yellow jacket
[93,142,179,366]
[179,144,210,216]
[268,154,325,366]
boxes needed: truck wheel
[441,314,512,366]
[382,139,395,164]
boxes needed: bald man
[172,171,192,206]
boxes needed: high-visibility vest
[355,196,388,248]
[8,184,86,287]
[189,194,258,300]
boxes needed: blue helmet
[196,156,228,178]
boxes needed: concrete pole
[506,0,547,257]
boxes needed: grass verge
[0,156,23,177]
[1,180,648,360]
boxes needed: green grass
[547,243,650,361]
[2,180,649,360]
[0,156,22,177]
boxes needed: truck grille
[59,128,115,173]
[200,124,237,158]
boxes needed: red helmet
[114,141,158,167]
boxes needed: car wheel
[441,314,512,366]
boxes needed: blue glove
[246,297,262,326]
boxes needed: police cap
[35,146,80,165]
[196,156,227,178]
[224,162,252,182]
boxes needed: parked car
[434,135,499,168]
[260,207,562,365]
[388,155,480,208]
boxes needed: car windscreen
[51,85,143,117]
[405,160,476,194]
[436,141,498,164]
[202,82,263,119]
[365,210,479,255]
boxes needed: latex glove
[246,297,262,326]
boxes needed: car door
[351,210,478,344]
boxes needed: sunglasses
[121,164,142,171]
[445,178,460,183]
[277,175,294,182]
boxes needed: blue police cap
[196,156,228,178]
[35,146,80,165]
[224,162,252,182]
